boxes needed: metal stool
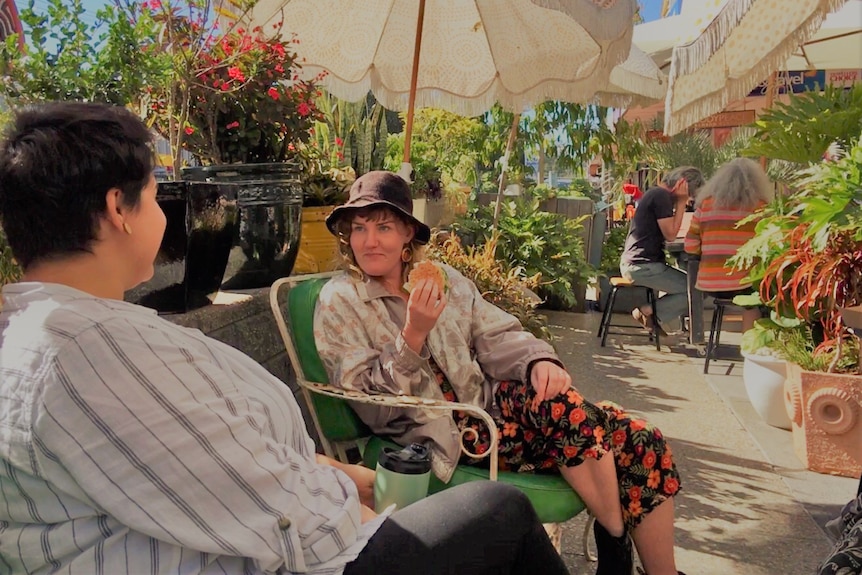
[703,298,735,373]
[703,297,764,373]
[598,277,660,350]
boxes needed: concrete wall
[165,290,320,446]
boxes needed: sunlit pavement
[547,310,855,575]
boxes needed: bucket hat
[325,171,431,244]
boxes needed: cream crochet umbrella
[228,0,637,168]
[597,43,668,108]
[653,0,854,135]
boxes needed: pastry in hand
[404,260,449,294]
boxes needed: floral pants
[438,372,682,529]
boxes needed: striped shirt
[684,197,764,292]
[0,282,386,575]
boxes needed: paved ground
[546,309,858,575]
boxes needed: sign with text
[747,69,862,97]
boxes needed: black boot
[594,520,634,575]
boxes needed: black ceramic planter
[182,163,303,291]
[124,180,238,313]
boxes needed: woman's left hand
[316,454,376,509]
[529,360,572,411]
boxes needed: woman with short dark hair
[0,102,570,575]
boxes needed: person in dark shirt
[620,167,705,335]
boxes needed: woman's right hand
[402,279,447,353]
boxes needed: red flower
[550,402,565,421]
[184,126,195,135]
[642,450,657,469]
[568,408,586,426]
[228,66,245,82]
[334,137,344,147]
[226,121,240,129]
[611,429,627,446]
[663,477,680,495]
[297,102,311,116]
[267,87,280,100]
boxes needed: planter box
[293,206,340,274]
[785,362,862,478]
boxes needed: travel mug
[373,443,432,513]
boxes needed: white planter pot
[742,352,791,430]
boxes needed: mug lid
[378,443,432,475]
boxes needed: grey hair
[695,157,774,210]
[663,166,705,198]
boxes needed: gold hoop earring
[401,246,413,263]
[122,222,133,235]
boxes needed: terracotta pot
[785,362,862,478]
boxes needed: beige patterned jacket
[313,263,558,482]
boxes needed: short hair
[0,102,154,268]
[663,166,705,198]
[695,157,774,211]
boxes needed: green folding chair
[270,272,590,552]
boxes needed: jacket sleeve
[460,270,560,384]
[314,282,434,401]
[684,207,703,256]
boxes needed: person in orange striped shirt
[684,158,774,332]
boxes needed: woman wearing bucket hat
[315,171,687,575]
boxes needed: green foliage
[599,224,628,275]
[312,93,389,177]
[0,228,22,288]
[743,83,862,164]
[644,131,721,179]
[426,232,553,343]
[297,153,353,207]
[0,0,162,106]
[452,197,592,310]
[773,322,859,373]
[730,132,862,371]
[385,108,487,197]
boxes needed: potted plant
[292,150,353,274]
[120,0,323,295]
[731,129,862,476]
[734,293,802,430]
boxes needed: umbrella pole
[402,0,427,167]
[760,71,778,170]
[493,113,521,228]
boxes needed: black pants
[344,481,570,575]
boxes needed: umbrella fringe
[664,0,846,136]
[609,67,667,101]
[315,72,652,116]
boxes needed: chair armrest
[301,381,500,481]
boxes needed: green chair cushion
[364,437,585,524]
[287,278,371,442]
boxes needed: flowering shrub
[126,0,323,169]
